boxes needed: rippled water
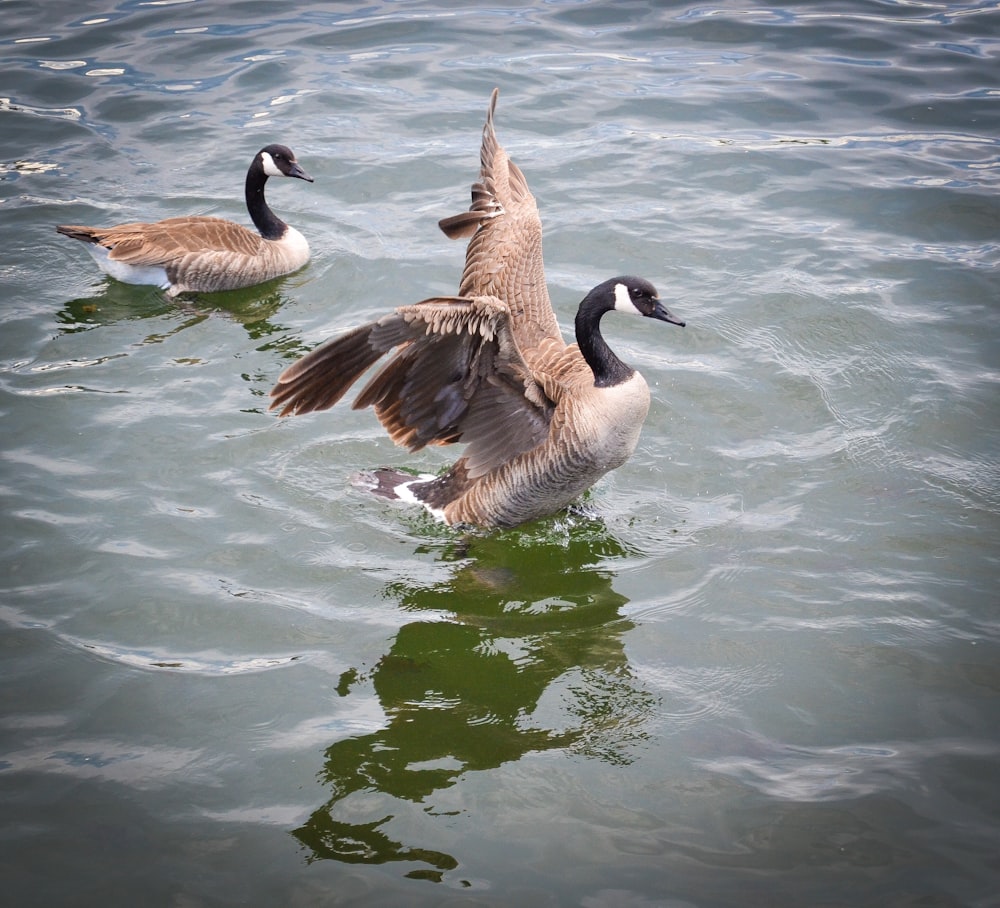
[2,1,999,905]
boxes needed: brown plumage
[270,90,685,528]
[56,144,313,296]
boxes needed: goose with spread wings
[270,90,684,528]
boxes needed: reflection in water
[294,523,658,881]
[56,282,175,333]
[55,279,304,348]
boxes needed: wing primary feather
[269,323,385,417]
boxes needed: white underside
[85,244,170,289]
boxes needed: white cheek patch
[260,151,282,177]
[613,281,641,314]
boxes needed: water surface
[2,1,999,905]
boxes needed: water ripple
[700,732,1000,802]
[2,1,999,901]
[1,738,212,788]
[58,633,315,675]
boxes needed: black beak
[651,299,685,327]
[288,162,314,183]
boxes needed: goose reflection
[293,522,658,881]
[55,281,301,348]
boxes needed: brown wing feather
[268,318,401,417]
[269,296,556,478]
[57,217,264,265]
[438,89,562,363]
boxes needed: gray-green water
[2,1,999,905]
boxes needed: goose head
[258,144,314,183]
[575,276,685,388]
[609,277,685,326]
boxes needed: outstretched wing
[438,89,562,361]
[269,296,556,479]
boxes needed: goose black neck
[245,158,287,240]
[575,291,635,388]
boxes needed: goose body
[56,144,313,296]
[270,91,684,528]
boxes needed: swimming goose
[56,144,313,296]
[269,91,684,528]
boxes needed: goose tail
[55,225,103,244]
[355,468,425,499]
[354,468,450,523]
